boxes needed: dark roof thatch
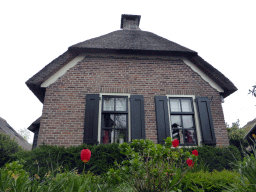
[244,118,256,145]
[28,117,41,133]
[69,30,197,55]
[26,51,79,103]
[26,14,237,102]
[188,56,237,97]
[0,117,32,150]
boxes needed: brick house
[27,14,237,148]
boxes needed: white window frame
[98,93,131,144]
[167,95,202,146]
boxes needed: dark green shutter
[196,97,216,145]
[83,94,100,145]
[130,95,145,140]
[155,96,170,144]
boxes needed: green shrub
[0,133,23,167]
[180,170,242,192]
[181,145,242,172]
[13,138,242,182]
[226,143,256,192]
[0,161,30,192]
[105,138,198,191]
[125,139,242,172]
[0,160,112,192]
[227,120,249,158]
[13,142,127,179]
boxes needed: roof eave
[188,55,238,98]
[68,46,197,57]
[26,50,79,103]
[27,117,41,133]
[25,83,45,103]
[26,47,237,102]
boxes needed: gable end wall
[38,55,229,147]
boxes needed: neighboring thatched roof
[26,14,237,103]
[244,118,256,145]
[0,117,31,150]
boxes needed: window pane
[103,97,114,111]
[184,130,196,144]
[170,99,181,112]
[170,115,182,129]
[116,98,127,111]
[102,130,112,144]
[172,129,184,144]
[103,114,115,128]
[115,114,127,128]
[181,99,192,112]
[182,115,194,129]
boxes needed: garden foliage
[12,142,127,179]
[227,120,249,158]
[105,137,198,191]
[225,142,256,192]
[0,160,111,192]
[0,133,22,167]
[180,170,242,192]
[11,139,242,180]
[181,145,242,172]
[2,137,256,191]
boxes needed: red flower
[81,149,91,163]
[186,158,194,167]
[192,149,198,156]
[172,139,179,147]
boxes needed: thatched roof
[27,117,41,133]
[244,118,256,145]
[26,14,237,103]
[69,30,197,54]
[0,117,31,150]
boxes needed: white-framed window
[167,95,202,146]
[98,93,131,144]
[84,94,145,145]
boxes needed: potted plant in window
[118,133,125,144]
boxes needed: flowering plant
[172,139,179,147]
[106,137,199,191]
[81,149,91,174]
[81,149,91,163]
[186,158,194,167]
[192,149,198,156]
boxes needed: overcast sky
[1,1,256,143]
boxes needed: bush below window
[12,140,242,179]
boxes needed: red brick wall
[38,54,229,147]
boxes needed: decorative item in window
[102,130,110,144]
[118,133,125,144]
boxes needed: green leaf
[64,180,74,192]
[77,181,87,192]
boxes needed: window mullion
[180,115,184,145]
[113,114,116,143]
[179,98,182,113]
[114,97,116,112]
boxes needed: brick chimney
[121,14,141,30]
